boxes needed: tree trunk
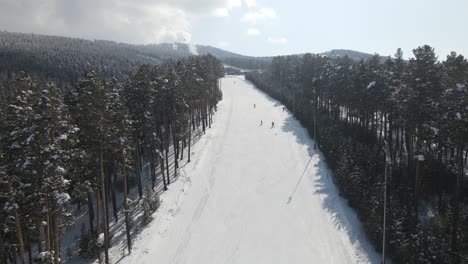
[14,209,25,264]
[165,122,170,184]
[180,131,185,161]
[46,195,52,253]
[96,191,101,235]
[100,149,109,264]
[135,141,143,199]
[26,232,32,264]
[87,192,94,235]
[0,230,5,264]
[158,127,168,191]
[53,214,60,264]
[150,151,156,190]
[451,146,464,264]
[188,110,192,163]
[122,152,132,253]
[111,171,118,223]
[172,123,179,172]
[36,219,43,254]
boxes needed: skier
[260,120,263,126]
[271,121,275,128]
[254,104,256,108]
[283,107,285,111]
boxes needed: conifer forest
[0,2,467,262]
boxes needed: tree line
[0,31,261,87]
[0,54,224,263]
[246,45,467,263]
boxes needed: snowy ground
[110,75,380,264]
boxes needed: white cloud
[267,37,287,44]
[247,28,260,36]
[226,0,243,9]
[243,0,257,8]
[212,8,229,17]
[241,7,276,23]
[209,0,242,17]
[0,0,250,44]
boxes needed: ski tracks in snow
[115,76,380,264]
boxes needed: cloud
[241,7,276,23]
[212,8,229,17]
[267,37,287,44]
[243,0,257,8]
[0,0,247,44]
[247,28,260,36]
[210,0,243,17]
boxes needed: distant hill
[0,31,272,83]
[197,45,272,69]
[321,49,388,61]
[0,31,391,83]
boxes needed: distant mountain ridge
[320,49,377,60]
[0,31,385,82]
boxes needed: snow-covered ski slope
[118,75,380,264]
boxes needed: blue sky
[1,0,467,58]
[191,0,468,58]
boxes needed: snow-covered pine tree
[126,64,166,192]
[33,82,76,264]
[1,75,76,263]
[106,77,135,253]
[1,74,40,263]
[440,52,468,263]
[69,72,112,263]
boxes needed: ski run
[107,75,381,264]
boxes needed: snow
[38,252,50,259]
[26,134,34,144]
[367,81,376,89]
[110,76,380,264]
[56,166,66,173]
[22,159,31,169]
[53,191,70,205]
[416,154,425,161]
[224,65,251,73]
[456,112,462,120]
[97,233,105,246]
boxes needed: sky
[1,0,467,58]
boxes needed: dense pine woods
[0,31,264,84]
[0,54,224,263]
[246,46,468,263]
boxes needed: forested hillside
[321,49,375,61]
[0,51,224,263]
[0,31,268,85]
[246,46,468,263]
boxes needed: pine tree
[440,52,468,263]
[69,72,113,263]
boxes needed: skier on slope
[271,122,275,128]
[254,104,256,108]
[260,120,263,126]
